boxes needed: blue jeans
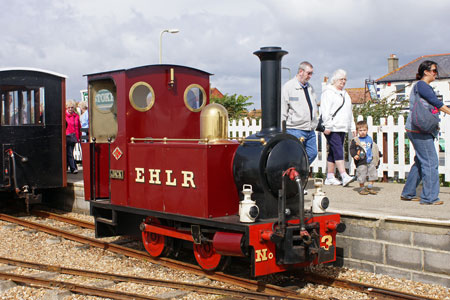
[401,131,439,204]
[286,129,317,164]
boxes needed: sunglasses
[429,68,438,74]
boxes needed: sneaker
[367,188,378,195]
[324,177,342,185]
[72,169,78,174]
[359,188,369,195]
[342,176,355,187]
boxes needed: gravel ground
[0,211,448,300]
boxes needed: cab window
[129,82,155,112]
[184,84,206,112]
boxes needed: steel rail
[0,213,314,300]
[303,272,438,300]
[0,271,160,300]
[31,210,95,229]
[0,256,305,300]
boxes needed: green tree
[211,93,254,120]
[353,97,409,125]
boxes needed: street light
[159,29,180,64]
[282,67,291,79]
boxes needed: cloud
[1,0,450,108]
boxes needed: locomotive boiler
[82,46,345,276]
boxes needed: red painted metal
[193,242,223,271]
[248,213,342,277]
[212,232,245,257]
[326,220,341,231]
[61,80,67,187]
[124,66,210,139]
[260,230,273,242]
[141,223,193,242]
[127,142,239,218]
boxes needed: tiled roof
[247,109,262,118]
[210,87,224,98]
[346,87,370,104]
[377,53,450,83]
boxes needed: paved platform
[307,180,450,226]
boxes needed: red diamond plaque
[112,147,123,160]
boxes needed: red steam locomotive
[82,47,345,277]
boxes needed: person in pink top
[66,99,81,174]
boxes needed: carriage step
[96,217,117,226]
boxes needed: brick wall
[335,216,450,287]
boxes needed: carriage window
[129,82,155,112]
[1,86,45,126]
[184,84,206,112]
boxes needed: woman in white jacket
[320,69,356,186]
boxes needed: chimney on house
[388,54,399,73]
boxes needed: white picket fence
[229,115,450,181]
[73,115,450,181]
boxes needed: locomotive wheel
[193,242,230,271]
[142,218,172,258]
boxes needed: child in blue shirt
[349,120,381,195]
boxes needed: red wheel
[193,242,229,271]
[142,218,172,257]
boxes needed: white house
[376,54,450,106]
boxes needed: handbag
[316,115,325,132]
[316,93,345,132]
[66,133,77,144]
[410,84,440,134]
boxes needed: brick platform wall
[335,216,450,287]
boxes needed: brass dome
[200,103,229,143]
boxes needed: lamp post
[282,67,291,80]
[159,29,180,64]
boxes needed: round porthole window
[129,82,155,112]
[184,84,206,112]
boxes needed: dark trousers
[325,132,346,162]
[67,142,78,172]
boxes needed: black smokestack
[253,46,288,136]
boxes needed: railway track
[300,272,439,300]
[0,211,443,300]
[0,212,314,300]
[0,256,303,300]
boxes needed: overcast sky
[1,0,449,108]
